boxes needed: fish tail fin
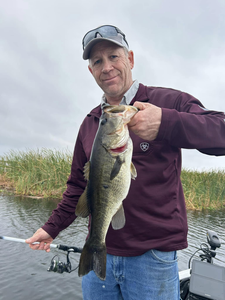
[78,240,107,281]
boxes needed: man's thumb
[133,101,149,111]
[25,237,37,244]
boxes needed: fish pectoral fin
[75,187,90,218]
[130,162,137,180]
[110,156,124,180]
[83,161,90,181]
[111,204,126,230]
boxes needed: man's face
[88,41,134,104]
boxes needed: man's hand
[129,101,162,141]
[26,228,53,252]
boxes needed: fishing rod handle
[0,236,58,248]
[58,244,83,253]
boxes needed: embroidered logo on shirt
[140,142,149,152]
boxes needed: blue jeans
[82,249,180,300]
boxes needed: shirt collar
[101,80,139,109]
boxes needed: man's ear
[88,65,93,74]
[128,50,134,69]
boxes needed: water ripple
[1,195,225,299]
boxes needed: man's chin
[103,84,122,95]
[104,89,121,98]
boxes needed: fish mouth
[103,105,138,125]
[108,124,126,136]
[104,106,126,113]
[109,128,129,155]
[103,105,137,155]
[104,105,138,136]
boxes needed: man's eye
[111,55,118,60]
[94,60,101,65]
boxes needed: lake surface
[0,194,225,300]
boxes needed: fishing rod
[0,235,83,274]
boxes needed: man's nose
[102,60,113,73]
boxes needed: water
[0,194,88,300]
[0,194,225,300]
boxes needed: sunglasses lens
[83,25,126,49]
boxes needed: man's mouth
[102,75,118,82]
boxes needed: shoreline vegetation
[0,148,225,211]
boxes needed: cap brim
[83,37,127,60]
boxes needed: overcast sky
[0,0,225,171]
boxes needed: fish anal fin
[130,162,137,180]
[75,187,90,218]
[110,156,124,180]
[111,204,126,230]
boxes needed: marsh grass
[0,148,72,198]
[181,169,225,210]
[0,148,225,210]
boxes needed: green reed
[0,149,225,209]
[181,169,225,210]
[0,148,72,198]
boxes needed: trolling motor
[48,245,83,274]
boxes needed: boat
[179,230,224,300]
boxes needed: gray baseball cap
[82,25,129,60]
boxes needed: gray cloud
[0,0,225,170]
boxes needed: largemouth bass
[75,105,138,280]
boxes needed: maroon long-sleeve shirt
[42,84,225,254]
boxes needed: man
[26,25,225,299]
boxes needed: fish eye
[101,118,107,125]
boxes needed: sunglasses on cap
[82,25,129,50]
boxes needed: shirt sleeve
[156,92,225,156]
[42,129,87,239]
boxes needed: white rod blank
[0,236,58,248]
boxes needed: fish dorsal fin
[75,187,90,218]
[83,161,90,181]
[110,156,124,181]
[130,162,137,180]
[111,204,126,230]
